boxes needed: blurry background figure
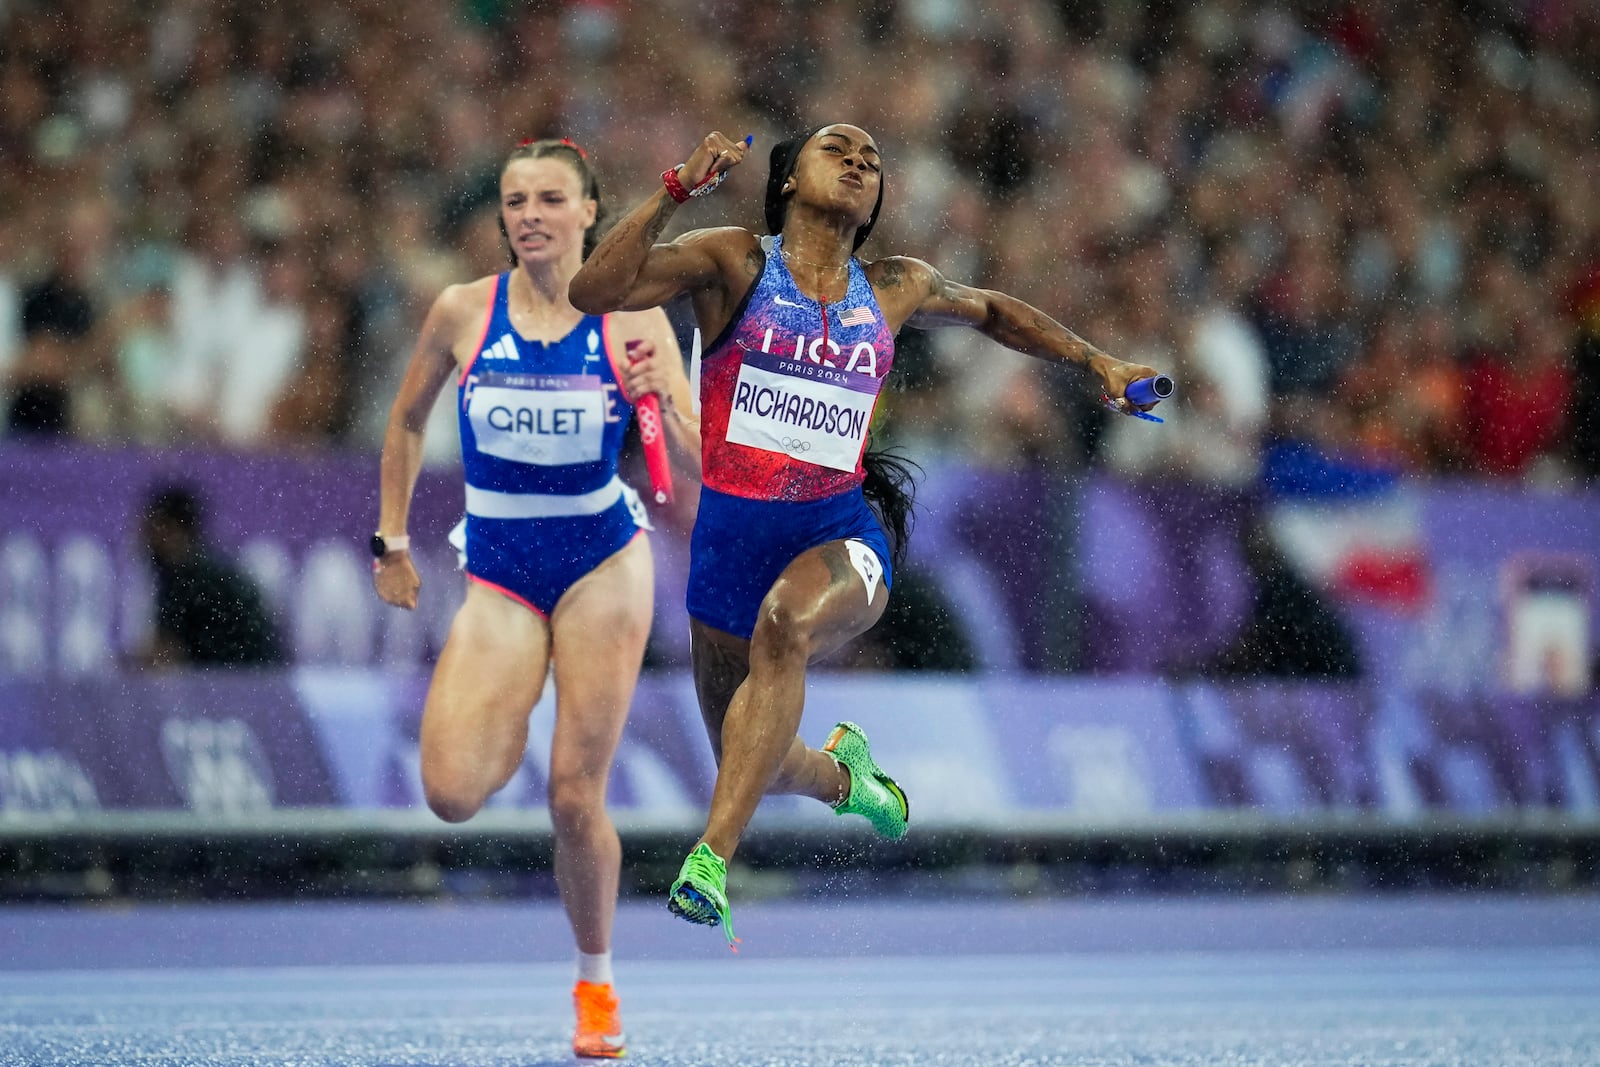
[4,200,112,438]
[139,483,283,668]
[1200,512,1361,680]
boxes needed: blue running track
[3,894,1598,1065]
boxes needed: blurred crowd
[3,0,1598,485]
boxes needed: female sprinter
[569,125,1161,943]
[374,138,696,1058]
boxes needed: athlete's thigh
[548,533,653,781]
[758,537,889,663]
[422,580,552,776]
[689,619,751,763]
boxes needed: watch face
[369,533,387,558]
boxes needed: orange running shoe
[572,980,626,1059]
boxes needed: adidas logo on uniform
[483,334,520,361]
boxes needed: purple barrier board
[4,669,1599,824]
[0,443,1108,675]
[2,442,1598,688]
[0,440,469,675]
[0,673,337,814]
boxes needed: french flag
[1262,440,1432,614]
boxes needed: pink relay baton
[626,340,673,505]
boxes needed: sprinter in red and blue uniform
[688,231,897,641]
[572,124,1162,943]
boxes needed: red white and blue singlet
[687,236,896,638]
[454,273,647,617]
[699,236,896,501]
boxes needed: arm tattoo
[644,196,676,243]
[878,259,905,289]
[744,248,764,279]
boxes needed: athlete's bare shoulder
[608,304,674,339]
[415,274,499,358]
[864,255,937,292]
[435,274,497,315]
[864,256,939,327]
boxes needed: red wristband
[661,166,691,204]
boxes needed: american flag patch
[837,306,876,327]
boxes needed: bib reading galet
[466,373,607,466]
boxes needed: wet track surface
[4,895,1598,1065]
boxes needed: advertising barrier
[3,669,1598,828]
[4,442,1599,687]
[3,441,1599,831]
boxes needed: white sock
[576,951,614,986]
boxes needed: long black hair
[862,448,919,571]
[764,129,884,251]
[497,138,605,262]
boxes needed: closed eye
[823,142,882,172]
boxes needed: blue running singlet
[454,273,647,617]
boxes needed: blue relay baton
[1125,374,1174,406]
[1118,375,1173,422]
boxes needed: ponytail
[861,448,919,570]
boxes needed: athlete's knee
[750,597,812,665]
[424,778,488,824]
[421,758,493,823]
[547,773,606,836]
[765,739,811,794]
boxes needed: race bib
[725,348,883,472]
[467,373,606,466]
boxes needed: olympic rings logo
[780,437,812,453]
[637,405,662,444]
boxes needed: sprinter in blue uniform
[374,138,697,1060]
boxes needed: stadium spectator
[5,200,113,438]
[139,484,284,668]
[1200,514,1362,681]
[1463,309,1574,479]
[0,0,1591,488]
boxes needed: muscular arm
[378,286,471,543]
[570,130,758,317]
[873,256,1157,398]
[570,186,726,312]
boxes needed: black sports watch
[370,533,410,558]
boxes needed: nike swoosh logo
[774,295,804,307]
[604,1033,626,1044]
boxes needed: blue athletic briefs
[687,483,892,639]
